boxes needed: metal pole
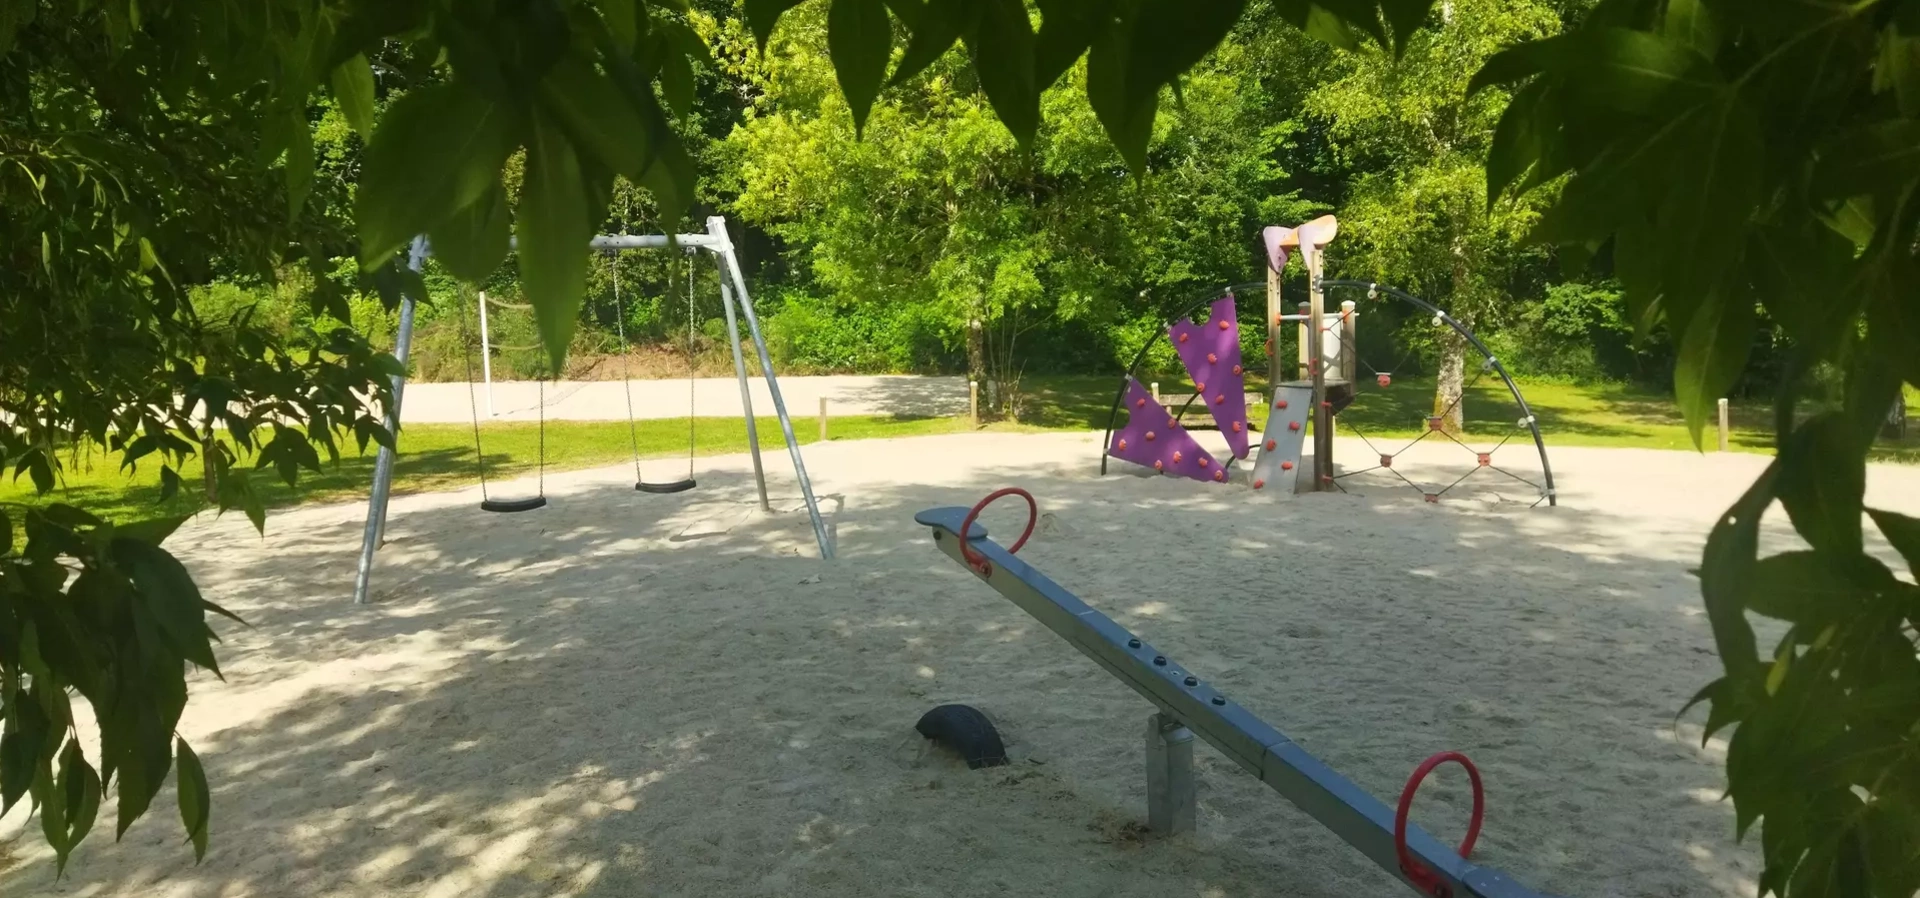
[353,237,429,605]
[1305,243,1331,492]
[709,217,834,560]
[711,251,772,512]
[1146,712,1197,835]
[477,290,495,417]
[1267,254,1283,392]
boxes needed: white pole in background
[477,290,495,416]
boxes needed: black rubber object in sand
[915,704,1009,769]
[480,496,548,513]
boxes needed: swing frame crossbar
[914,504,1554,898]
[351,217,834,606]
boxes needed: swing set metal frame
[350,216,834,606]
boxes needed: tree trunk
[1433,335,1466,434]
[966,302,989,420]
[201,432,219,503]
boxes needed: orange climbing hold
[1218,319,1230,330]
[1135,397,1146,408]
[1213,394,1225,405]
[1198,457,1210,468]
[1253,478,1266,489]
[1153,460,1164,472]
[1179,332,1189,343]
[1207,352,1218,364]
[1265,439,1277,451]
[1146,431,1157,441]
[1478,453,1492,467]
[1275,399,1288,410]
[1377,373,1392,387]
[1232,364,1242,375]
[1231,421,1243,433]
[1213,470,1227,482]
[1281,461,1294,471]
[1288,421,1301,432]
[1195,381,1206,392]
[1118,439,1128,451]
[1172,451,1184,463]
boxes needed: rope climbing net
[1317,280,1557,507]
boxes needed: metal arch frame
[1320,280,1557,507]
[1098,280,1268,476]
[1097,279,1558,508]
[350,216,834,606]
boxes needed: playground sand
[5,432,1918,898]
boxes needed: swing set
[350,217,834,605]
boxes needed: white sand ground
[4,432,1918,898]
[395,375,971,424]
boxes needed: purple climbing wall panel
[1168,296,1250,459]
[1108,378,1227,484]
[1250,384,1314,493]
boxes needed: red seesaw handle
[957,488,1037,576]
[1394,751,1485,898]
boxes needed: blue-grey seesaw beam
[914,505,1554,898]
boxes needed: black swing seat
[635,479,697,494]
[480,496,548,514]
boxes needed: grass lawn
[0,414,975,526]
[4,379,1914,527]
[1014,375,1920,462]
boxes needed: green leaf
[285,114,315,223]
[1377,0,1433,54]
[55,739,100,872]
[1672,287,1756,449]
[0,508,10,555]
[1661,0,1719,58]
[1468,34,1570,96]
[113,539,221,677]
[1485,79,1551,206]
[602,0,640,51]
[746,0,806,50]
[0,695,45,814]
[356,80,517,269]
[1880,29,1920,116]
[966,0,1040,147]
[15,447,55,495]
[1656,96,1761,314]
[114,516,190,547]
[1034,0,1102,89]
[1749,217,1861,360]
[1812,120,1920,202]
[175,738,209,862]
[519,113,595,372]
[1867,508,1920,580]
[330,53,377,140]
[427,185,510,282]
[890,0,974,87]
[1700,462,1776,685]
[659,44,696,116]
[1085,17,1155,174]
[1776,414,1866,558]
[1743,552,1870,623]
[539,54,654,181]
[828,0,893,135]
[158,465,182,503]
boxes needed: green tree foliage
[1473,1,1920,893]
[719,3,1312,416]
[7,1,1917,894]
[0,0,410,870]
[1303,0,1562,429]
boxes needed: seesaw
[915,488,1555,898]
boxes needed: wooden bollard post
[1717,398,1729,452]
[819,397,828,442]
[969,380,980,425]
[1151,382,1160,403]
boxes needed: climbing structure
[1167,296,1250,459]
[1108,378,1225,483]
